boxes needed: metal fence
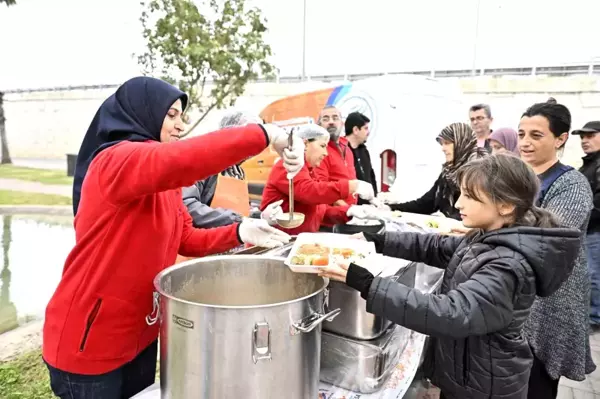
[4,62,600,94]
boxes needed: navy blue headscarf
[72,76,188,215]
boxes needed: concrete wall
[4,76,600,166]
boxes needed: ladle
[275,132,305,229]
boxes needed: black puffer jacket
[365,227,581,398]
[579,151,600,232]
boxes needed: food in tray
[426,219,440,229]
[332,247,367,263]
[332,248,355,258]
[290,254,329,266]
[289,243,367,267]
[296,243,329,255]
[290,243,330,266]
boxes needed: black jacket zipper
[463,338,471,385]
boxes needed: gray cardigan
[524,169,596,380]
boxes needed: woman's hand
[351,180,375,201]
[318,260,350,283]
[260,199,284,226]
[346,205,379,219]
[262,124,305,179]
[238,218,291,248]
[369,197,391,211]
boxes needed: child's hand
[318,260,350,283]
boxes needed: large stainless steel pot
[150,255,340,399]
[252,242,415,341]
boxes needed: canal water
[0,214,74,334]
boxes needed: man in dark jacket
[572,121,600,327]
[345,111,377,205]
[182,165,245,228]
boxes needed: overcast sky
[1,0,599,90]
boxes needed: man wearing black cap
[573,121,600,328]
[345,111,377,205]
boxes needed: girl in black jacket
[320,154,581,399]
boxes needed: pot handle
[146,292,160,326]
[290,308,341,335]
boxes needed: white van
[247,74,465,203]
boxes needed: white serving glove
[238,218,291,248]
[260,199,284,226]
[346,205,380,219]
[261,124,305,179]
[352,180,375,201]
[369,197,391,211]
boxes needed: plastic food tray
[285,232,376,273]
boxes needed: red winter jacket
[260,159,350,235]
[313,137,357,227]
[43,125,268,375]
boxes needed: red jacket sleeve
[323,204,350,225]
[178,200,242,257]
[93,125,268,205]
[269,162,350,205]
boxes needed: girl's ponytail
[523,206,559,228]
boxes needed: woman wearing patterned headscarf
[390,122,488,220]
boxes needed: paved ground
[0,178,71,197]
[557,330,600,398]
[2,158,71,196]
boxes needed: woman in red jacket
[43,76,304,399]
[260,124,376,235]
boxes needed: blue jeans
[46,340,157,399]
[587,232,600,325]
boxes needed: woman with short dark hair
[518,100,596,398]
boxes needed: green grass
[0,350,53,399]
[0,349,160,398]
[0,190,72,205]
[0,165,73,185]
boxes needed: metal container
[258,242,418,341]
[320,324,411,393]
[150,255,340,399]
[333,221,386,235]
[323,262,417,340]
